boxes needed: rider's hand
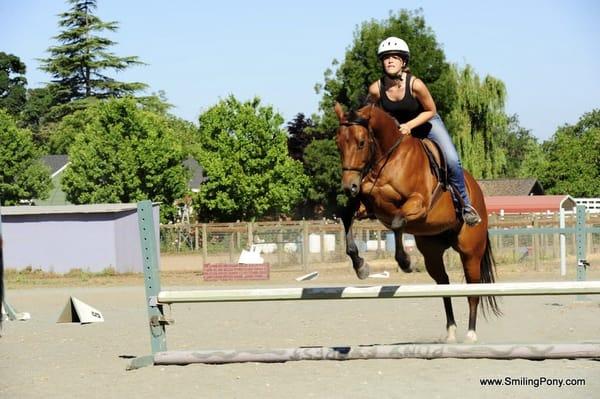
[399,124,411,135]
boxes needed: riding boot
[450,170,481,226]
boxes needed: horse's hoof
[355,263,370,280]
[464,330,478,343]
[446,325,457,343]
[397,261,413,273]
[391,216,406,230]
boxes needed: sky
[1,0,599,141]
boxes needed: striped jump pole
[130,201,600,369]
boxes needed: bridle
[339,115,377,176]
[339,105,406,181]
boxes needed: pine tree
[39,0,146,116]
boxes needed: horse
[334,102,500,343]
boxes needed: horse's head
[334,102,375,197]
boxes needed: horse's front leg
[391,192,427,230]
[341,198,370,279]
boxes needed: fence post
[532,218,539,271]
[229,224,235,263]
[247,222,253,248]
[320,223,325,263]
[576,205,587,282]
[201,223,208,269]
[302,221,309,272]
[136,201,167,355]
[277,224,283,267]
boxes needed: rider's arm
[367,81,380,103]
[406,78,436,130]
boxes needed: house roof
[477,178,544,196]
[41,155,69,177]
[1,203,144,216]
[485,195,577,214]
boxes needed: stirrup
[462,205,481,226]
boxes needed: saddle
[418,139,458,212]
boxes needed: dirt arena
[2,257,599,399]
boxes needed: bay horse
[335,102,500,343]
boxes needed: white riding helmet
[377,37,410,63]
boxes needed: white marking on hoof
[465,330,478,343]
[446,325,457,343]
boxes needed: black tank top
[379,74,431,137]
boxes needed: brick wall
[203,263,270,281]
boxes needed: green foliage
[48,107,96,154]
[0,110,51,204]
[48,94,182,155]
[537,110,600,196]
[315,9,454,135]
[302,138,347,217]
[19,85,62,135]
[61,98,189,221]
[444,65,508,178]
[0,52,27,116]
[500,115,546,178]
[196,96,309,221]
[39,0,146,108]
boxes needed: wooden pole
[154,343,600,365]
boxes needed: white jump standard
[130,200,600,369]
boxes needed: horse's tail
[480,233,502,318]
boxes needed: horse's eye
[358,140,366,148]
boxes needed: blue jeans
[426,114,472,209]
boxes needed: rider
[367,36,481,226]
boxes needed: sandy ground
[1,258,599,399]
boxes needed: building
[477,178,545,196]
[484,195,577,215]
[35,155,71,206]
[0,203,159,274]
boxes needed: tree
[500,115,545,178]
[444,65,509,178]
[302,138,346,218]
[315,9,455,135]
[0,52,27,117]
[19,85,62,138]
[0,110,51,205]
[537,110,600,196]
[287,113,316,162]
[196,96,309,221]
[61,98,189,221]
[48,93,179,154]
[39,0,146,119]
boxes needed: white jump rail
[156,281,600,304]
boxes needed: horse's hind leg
[459,254,482,343]
[414,236,456,343]
[393,230,412,272]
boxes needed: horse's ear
[334,102,345,122]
